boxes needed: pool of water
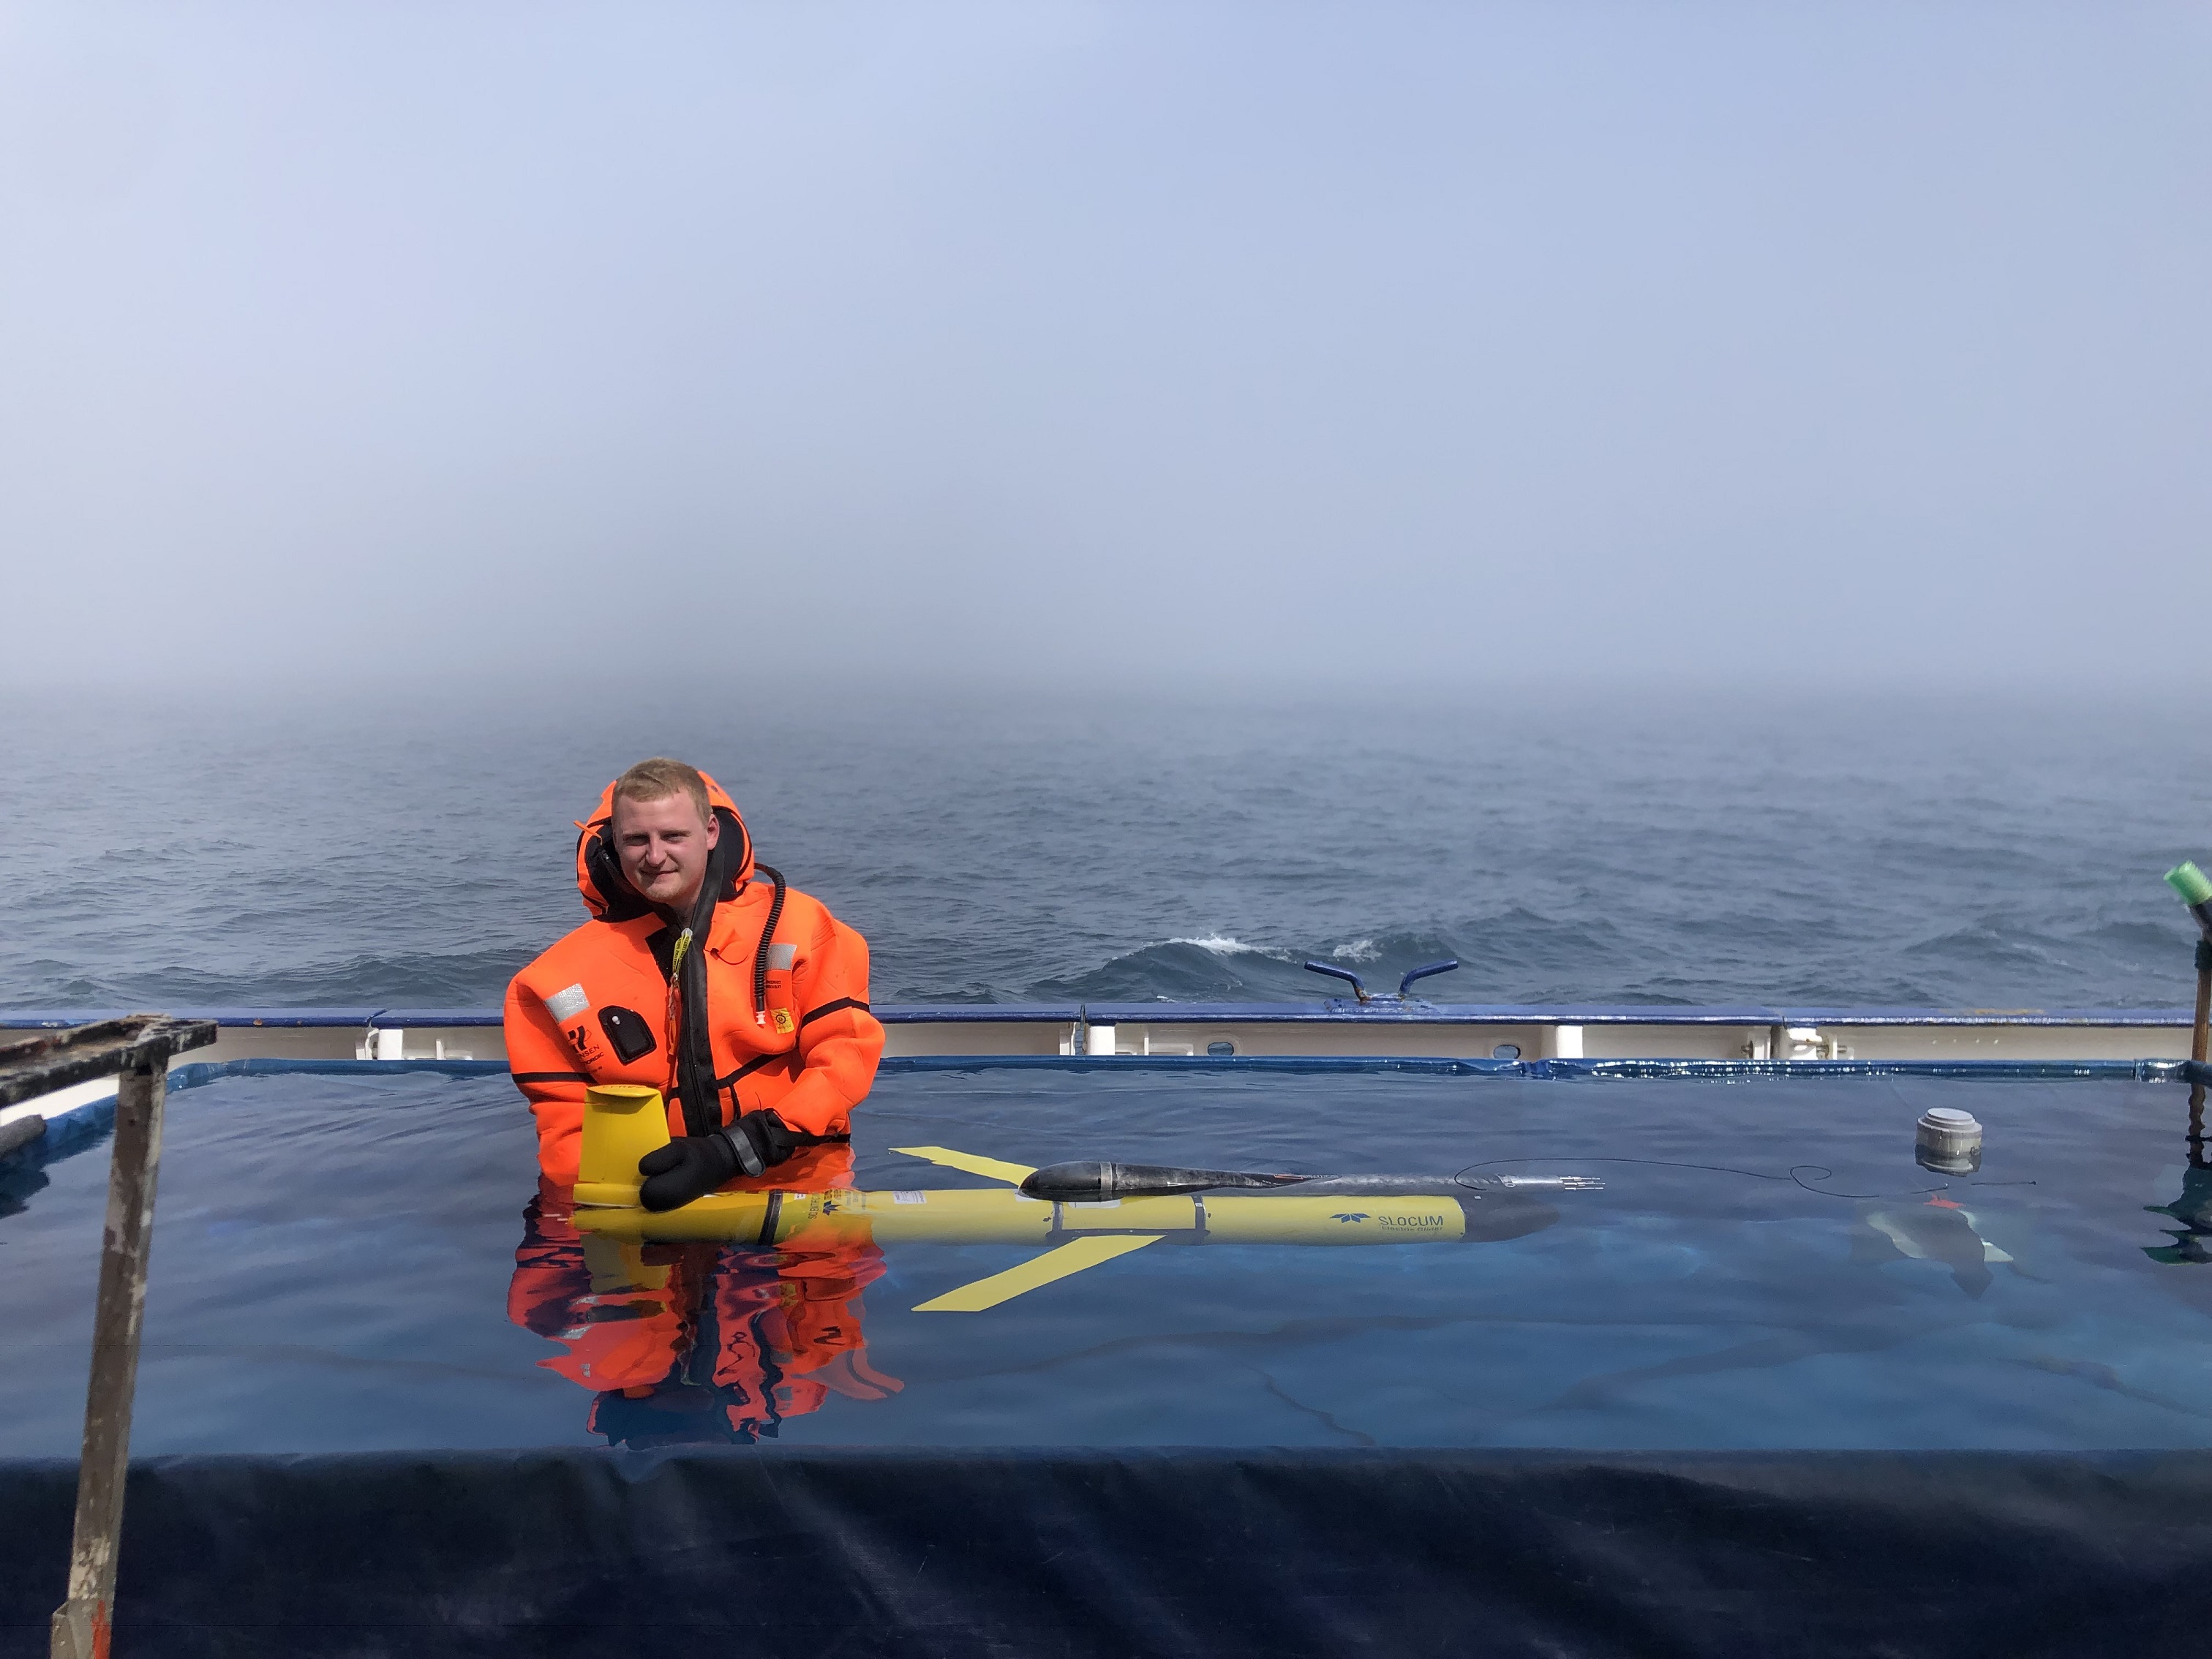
[3,1067,2211,1454]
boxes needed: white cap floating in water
[1915,1106,1983,1174]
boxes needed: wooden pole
[2193,946,2211,1068]
[2188,941,2211,1165]
[50,1059,168,1659]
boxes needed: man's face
[612,792,720,911]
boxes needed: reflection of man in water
[509,1143,901,1446]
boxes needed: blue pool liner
[2,1446,2209,1658]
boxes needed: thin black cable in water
[1783,1166,1949,1200]
[1451,1155,1952,1201]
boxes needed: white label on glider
[543,983,590,1023]
[893,1191,928,1204]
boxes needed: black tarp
[4,1448,2209,1657]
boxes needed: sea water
[4,685,2211,1013]
[3,1067,2209,1454]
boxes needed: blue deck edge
[150,1055,2195,1082]
[1,1002,2200,1028]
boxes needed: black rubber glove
[636,1111,801,1212]
[726,1108,802,1172]
[636,1133,737,1211]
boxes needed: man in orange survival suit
[504,756,884,1206]
[504,758,895,1442]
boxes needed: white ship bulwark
[1,998,2203,1155]
[2,1000,2206,1065]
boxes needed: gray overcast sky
[2,1,2208,695]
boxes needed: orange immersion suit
[504,772,885,1184]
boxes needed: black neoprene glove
[636,1111,802,1211]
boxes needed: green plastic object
[2166,862,2212,907]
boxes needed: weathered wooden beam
[48,1059,167,1659]
[25,1022,206,1659]
[0,1016,214,1109]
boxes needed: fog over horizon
[4,2,2208,701]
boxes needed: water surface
[4,1067,2208,1453]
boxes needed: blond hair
[612,757,711,824]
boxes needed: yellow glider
[568,1084,1489,1313]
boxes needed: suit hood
[573,771,755,922]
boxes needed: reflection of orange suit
[503,772,884,1183]
[510,1147,900,1446]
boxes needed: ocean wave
[8,911,2195,1012]
[1166,935,1275,956]
[1029,930,1477,1004]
